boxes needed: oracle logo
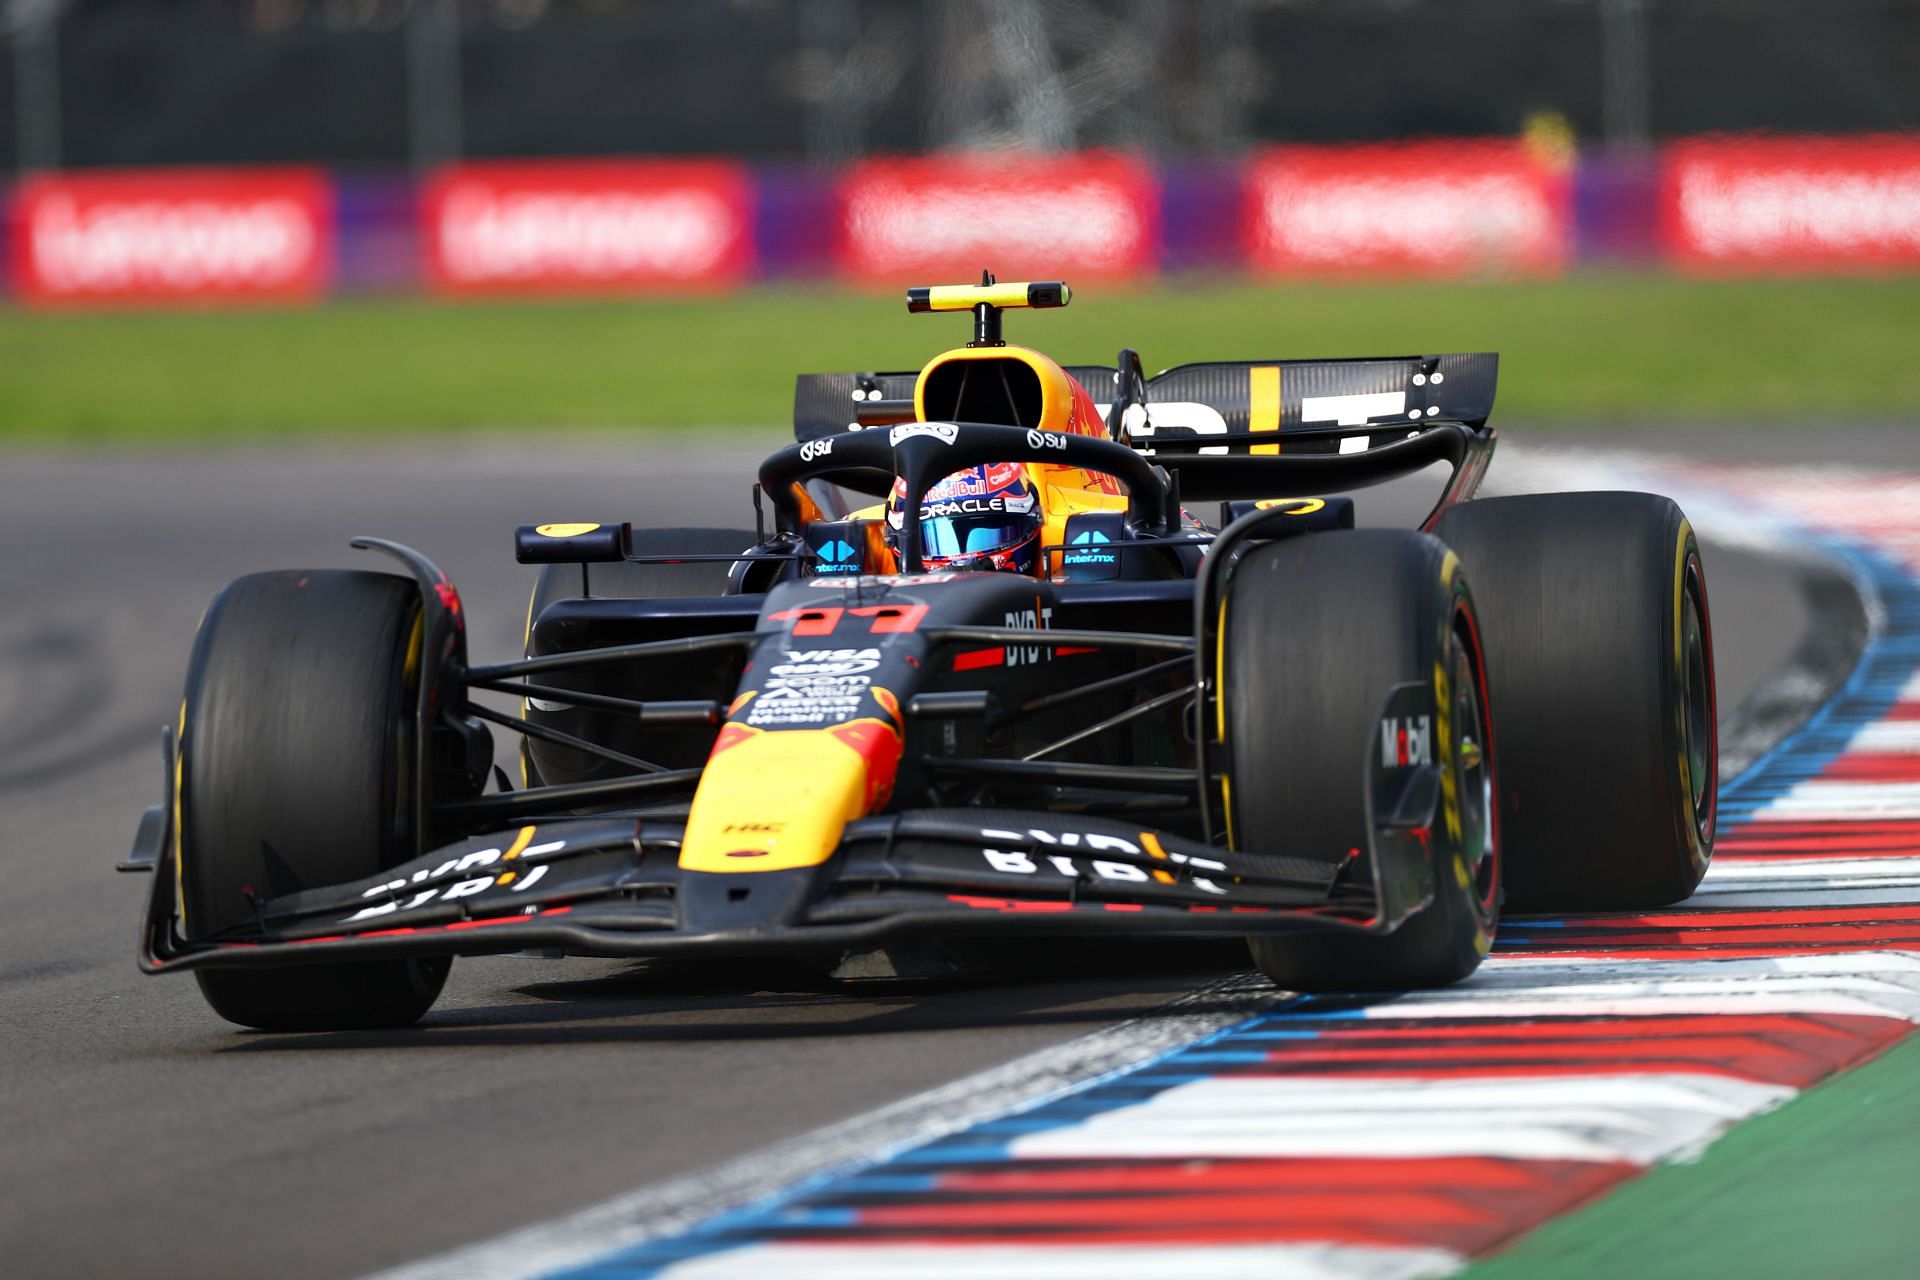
[12,169,331,304]
[425,161,753,293]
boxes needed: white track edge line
[364,973,1287,1280]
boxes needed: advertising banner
[837,151,1157,284]
[1661,133,1920,273]
[11,167,333,305]
[423,160,754,294]
[1245,141,1570,277]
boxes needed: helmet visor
[923,514,1035,560]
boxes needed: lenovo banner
[424,160,754,294]
[1662,133,1920,273]
[11,168,333,305]
[837,152,1157,284]
[1245,141,1570,277]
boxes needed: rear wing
[794,354,1498,451]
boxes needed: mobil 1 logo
[1380,713,1432,768]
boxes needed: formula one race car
[122,277,1718,1030]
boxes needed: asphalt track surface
[0,426,1893,1280]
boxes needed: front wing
[131,803,1431,975]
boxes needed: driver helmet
[886,462,1042,574]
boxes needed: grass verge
[1462,1031,1920,1280]
[2,275,1917,442]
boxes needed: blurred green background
[7,275,1916,442]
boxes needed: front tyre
[178,570,448,1031]
[1223,531,1500,992]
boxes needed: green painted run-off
[1466,1031,1920,1279]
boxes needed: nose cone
[677,720,901,874]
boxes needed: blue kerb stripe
[539,515,1918,1279]
[537,1007,1286,1277]
[1219,1028,1327,1039]
[833,1172,940,1193]
[889,1142,1016,1164]
[1720,536,1920,818]
[765,1206,860,1227]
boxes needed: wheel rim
[1449,631,1496,917]
[1681,558,1716,845]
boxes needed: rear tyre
[179,570,449,1031]
[1434,492,1716,912]
[1224,531,1499,992]
[522,528,755,786]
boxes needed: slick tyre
[178,570,448,1031]
[1433,492,1716,912]
[1226,531,1499,992]
[523,528,755,785]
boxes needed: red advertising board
[11,167,333,306]
[1661,133,1920,273]
[423,160,754,294]
[836,151,1157,284]
[1245,141,1570,277]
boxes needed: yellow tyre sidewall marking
[1673,518,1708,867]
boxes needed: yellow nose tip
[678,729,872,873]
